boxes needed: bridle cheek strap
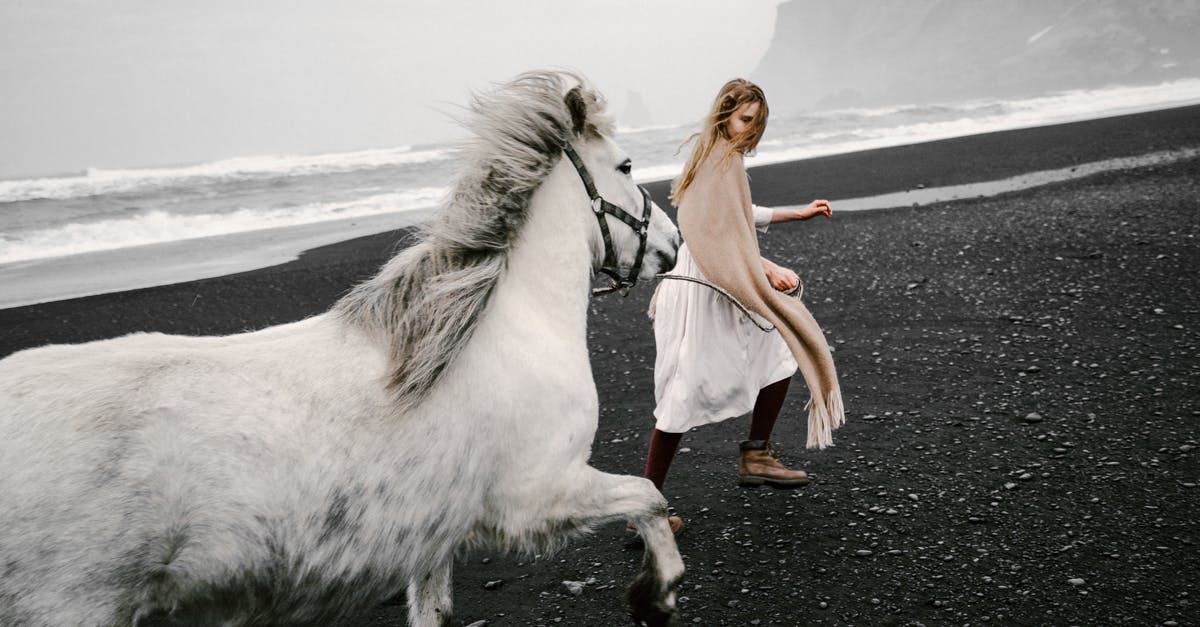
[562,143,651,296]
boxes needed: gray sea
[1,79,1197,307]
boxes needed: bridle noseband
[562,142,652,296]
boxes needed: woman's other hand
[761,258,800,292]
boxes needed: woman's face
[725,100,761,137]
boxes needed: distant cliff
[751,0,1200,112]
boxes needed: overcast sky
[0,1,784,178]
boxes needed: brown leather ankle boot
[737,440,809,487]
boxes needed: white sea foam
[616,121,688,135]
[804,78,1200,122]
[820,147,1200,212]
[0,145,452,204]
[4,79,1199,266]
[750,79,1200,168]
[632,79,1200,182]
[0,188,445,264]
[633,162,685,184]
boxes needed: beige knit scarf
[676,139,845,448]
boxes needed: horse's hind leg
[406,559,453,627]
[552,467,684,626]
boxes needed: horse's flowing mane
[334,70,613,409]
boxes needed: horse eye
[617,159,632,175]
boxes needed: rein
[562,142,651,296]
[654,273,804,332]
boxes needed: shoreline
[0,209,431,310]
[3,103,1200,309]
[815,146,1200,212]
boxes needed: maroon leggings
[643,377,790,491]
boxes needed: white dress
[652,205,798,433]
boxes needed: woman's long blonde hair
[670,78,769,206]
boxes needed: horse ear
[565,86,587,136]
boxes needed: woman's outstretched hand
[797,199,832,220]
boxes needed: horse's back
[0,314,375,497]
[0,332,188,624]
[0,315,394,624]
[4,329,255,439]
[0,314,347,419]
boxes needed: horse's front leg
[557,468,685,626]
[626,510,683,627]
[406,559,453,627]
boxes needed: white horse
[0,70,683,626]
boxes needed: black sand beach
[3,106,1198,626]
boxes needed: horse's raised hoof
[626,572,679,627]
[629,605,675,627]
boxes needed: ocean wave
[1000,78,1200,120]
[633,162,684,184]
[6,79,1200,264]
[0,145,453,204]
[627,79,1200,181]
[752,78,1200,166]
[616,121,689,135]
[803,78,1200,122]
[0,188,446,264]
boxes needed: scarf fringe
[804,388,845,449]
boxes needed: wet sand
[2,105,1198,626]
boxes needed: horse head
[560,83,680,294]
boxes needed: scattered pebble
[1024,412,1043,423]
[1068,578,1085,586]
[483,580,503,590]
[561,580,585,596]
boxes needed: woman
[643,79,845,534]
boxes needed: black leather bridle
[562,142,652,296]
